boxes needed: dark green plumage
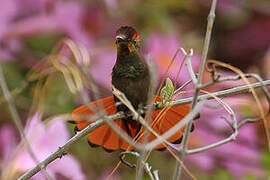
[113,53,147,78]
[112,26,150,111]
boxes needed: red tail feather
[72,96,190,151]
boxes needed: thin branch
[173,0,217,179]
[120,151,139,168]
[197,0,217,84]
[171,80,270,107]
[186,133,237,154]
[153,170,160,180]
[238,117,262,128]
[173,79,192,95]
[136,149,148,180]
[246,73,270,112]
[182,48,197,85]
[199,74,243,89]
[120,151,160,180]
[186,92,238,155]
[0,65,54,180]
[0,81,28,105]
[144,163,157,180]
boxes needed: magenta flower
[0,113,86,180]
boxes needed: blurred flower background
[0,0,270,179]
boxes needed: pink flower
[146,33,201,86]
[0,125,17,168]
[0,113,86,180]
[0,0,93,61]
[90,48,116,90]
[0,0,21,61]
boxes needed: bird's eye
[133,39,137,45]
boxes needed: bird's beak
[116,35,128,51]
[115,35,126,44]
[128,42,136,52]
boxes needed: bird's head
[115,26,140,54]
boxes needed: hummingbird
[71,26,190,152]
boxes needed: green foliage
[238,106,256,117]
[262,151,270,177]
[0,63,27,122]
[243,174,257,180]
[211,170,233,180]
[148,0,194,13]
[42,74,75,115]
[24,34,61,56]
[2,62,25,90]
